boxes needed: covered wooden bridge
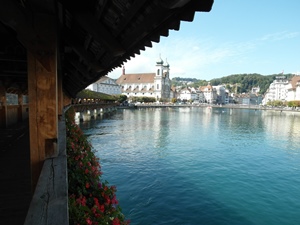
[0,0,214,224]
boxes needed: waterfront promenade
[125,103,300,113]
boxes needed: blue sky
[108,0,300,81]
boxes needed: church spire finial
[156,54,163,65]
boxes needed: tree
[117,94,127,103]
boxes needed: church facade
[116,56,172,100]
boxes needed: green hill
[172,73,294,94]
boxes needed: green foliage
[117,95,127,103]
[172,73,294,94]
[287,101,300,107]
[65,107,129,225]
[171,98,177,103]
[131,96,156,103]
[171,77,207,88]
[77,89,117,101]
[210,73,270,93]
[159,98,169,103]
[192,80,208,87]
[266,100,286,107]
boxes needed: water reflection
[261,110,300,152]
[79,107,300,225]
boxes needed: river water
[79,107,300,225]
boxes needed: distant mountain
[172,73,294,94]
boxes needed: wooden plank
[24,156,68,225]
[24,117,68,225]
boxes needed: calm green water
[80,107,300,225]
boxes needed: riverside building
[262,75,300,104]
[116,56,172,101]
[92,76,122,95]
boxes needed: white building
[251,86,260,94]
[179,88,197,101]
[286,76,300,101]
[199,82,217,104]
[116,56,172,100]
[92,76,121,95]
[262,76,289,104]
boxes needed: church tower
[154,55,163,100]
[162,58,171,99]
[155,54,164,76]
[154,55,171,100]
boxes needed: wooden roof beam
[68,58,94,80]
[71,46,105,72]
[159,0,191,9]
[63,30,106,72]
[73,13,125,56]
[114,0,148,36]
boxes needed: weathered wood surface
[24,118,68,225]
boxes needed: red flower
[76,195,86,206]
[111,196,118,205]
[86,218,92,225]
[99,204,105,212]
[112,217,120,225]
[86,182,90,189]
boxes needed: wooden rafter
[63,30,105,72]
[72,13,125,56]
[113,0,148,36]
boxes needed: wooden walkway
[0,120,32,225]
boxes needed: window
[6,93,18,105]
[157,84,159,90]
[157,69,160,75]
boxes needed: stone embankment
[118,103,300,113]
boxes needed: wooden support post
[57,71,63,119]
[27,14,58,189]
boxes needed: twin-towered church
[116,55,173,100]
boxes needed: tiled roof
[290,75,300,89]
[116,73,155,84]
[95,76,109,83]
[200,85,213,92]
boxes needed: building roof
[0,0,214,97]
[116,73,156,84]
[290,75,300,89]
[200,84,213,92]
[95,76,109,83]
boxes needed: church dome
[156,55,164,65]
[163,58,170,67]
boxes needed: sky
[107,0,300,81]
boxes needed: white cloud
[260,31,299,41]
[108,30,298,80]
